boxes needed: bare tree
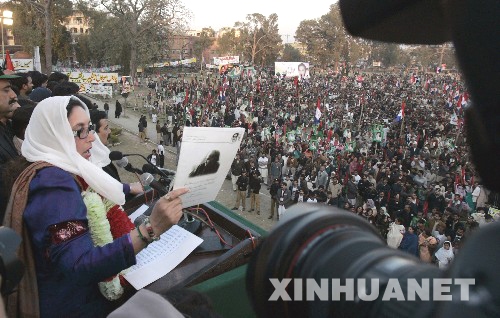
[235,13,282,65]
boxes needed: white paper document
[173,127,245,207]
[124,225,203,290]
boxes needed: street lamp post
[0,10,13,64]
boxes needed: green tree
[295,4,347,66]
[10,0,73,72]
[73,5,128,68]
[370,42,403,67]
[282,44,304,62]
[216,29,240,56]
[192,29,215,66]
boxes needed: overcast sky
[186,0,335,43]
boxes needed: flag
[294,76,299,97]
[450,112,458,125]
[457,94,463,108]
[34,46,42,72]
[314,97,321,124]
[184,89,189,105]
[395,100,406,122]
[424,79,430,91]
[462,92,469,107]
[3,50,14,71]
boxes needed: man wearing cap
[230,153,244,191]
[0,70,21,218]
[233,170,249,211]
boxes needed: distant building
[167,35,196,60]
[186,30,202,37]
[217,27,240,38]
[63,11,90,35]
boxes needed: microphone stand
[123,153,171,180]
[123,153,200,234]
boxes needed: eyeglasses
[73,124,96,139]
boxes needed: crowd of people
[139,65,499,268]
[0,62,499,315]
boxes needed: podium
[123,191,265,317]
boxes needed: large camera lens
[246,204,440,318]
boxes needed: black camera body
[247,205,500,318]
[0,227,24,296]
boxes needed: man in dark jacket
[249,170,262,214]
[233,170,249,211]
[230,154,245,191]
[0,71,21,219]
[276,182,292,220]
[269,178,281,220]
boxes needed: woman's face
[97,118,111,145]
[69,106,95,160]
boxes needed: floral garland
[82,189,135,301]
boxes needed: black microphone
[111,154,142,174]
[109,151,125,161]
[140,172,168,196]
[109,151,171,180]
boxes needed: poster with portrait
[228,64,243,78]
[345,141,356,152]
[173,127,245,207]
[372,124,383,142]
[274,62,310,78]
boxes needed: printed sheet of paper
[124,225,203,290]
[173,127,244,207]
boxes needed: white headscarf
[89,132,111,168]
[434,240,454,267]
[22,96,125,205]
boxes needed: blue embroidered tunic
[23,167,136,317]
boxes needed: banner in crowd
[227,65,244,78]
[53,65,122,73]
[67,72,119,84]
[372,124,383,142]
[213,56,239,66]
[0,59,33,72]
[243,66,256,78]
[147,57,197,68]
[274,62,310,78]
[78,84,113,97]
[121,76,132,95]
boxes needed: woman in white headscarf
[3,96,188,318]
[434,241,454,269]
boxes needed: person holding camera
[3,96,188,318]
